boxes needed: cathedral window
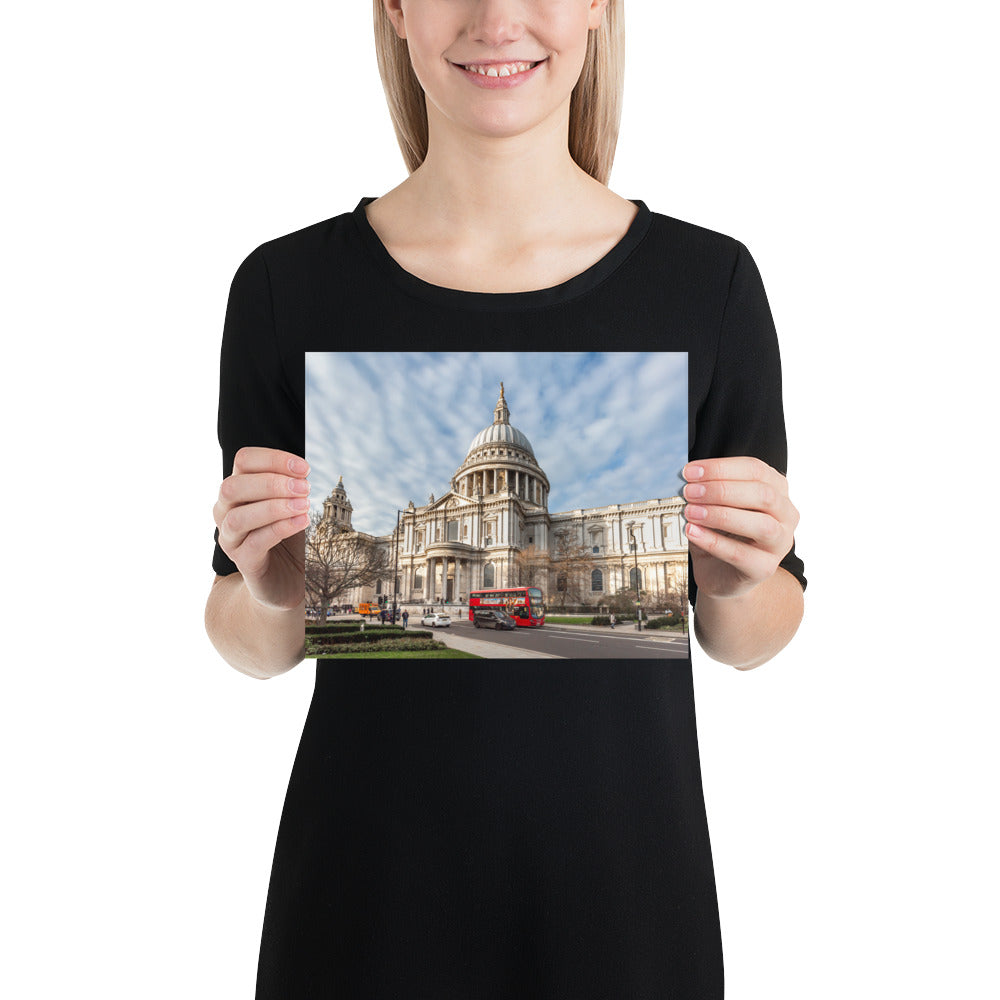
[629,567,644,590]
[483,563,495,588]
[447,520,458,541]
[556,574,568,593]
[591,569,603,592]
[414,572,423,589]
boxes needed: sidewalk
[429,627,564,659]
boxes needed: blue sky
[305,352,687,537]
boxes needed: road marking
[556,636,600,643]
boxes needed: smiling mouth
[454,59,546,77]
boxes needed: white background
[4,1,995,997]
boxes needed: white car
[421,613,451,628]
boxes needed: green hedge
[307,630,432,648]
[590,615,635,626]
[313,638,448,654]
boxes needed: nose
[467,0,527,50]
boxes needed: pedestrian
[610,612,616,630]
[402,610,409,629]
[206,3,806,995]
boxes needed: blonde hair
[372,0,625,186]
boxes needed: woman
[207,1,806,996]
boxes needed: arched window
[591,569,603,592]
[557,573,568,593]
[413,572,423,590]
[629,567,643,591]
[483,563,495,588]
[376,579,382,594]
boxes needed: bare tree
[548,530,598,609]
[305,509,390,621]
[514,543,550,589]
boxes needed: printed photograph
[304,352,690,660]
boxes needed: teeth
[463,61,537,77]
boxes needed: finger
[683,502,790,556]
[682,478,784,513]
[217,471,310,511]
[685,521,780,581]
[228,515,309,579]
[218,497,312,550]
[232,446,309,478]
[683,457,785,492]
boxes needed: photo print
[304,352,690,660]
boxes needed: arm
[692,567,803,670]
[683,456,804,670]
[205,574,305,679]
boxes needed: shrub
[314,638,446,655]
[307,629,432,648]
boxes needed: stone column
[455,559,463,604]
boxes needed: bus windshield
[528,588,544,618]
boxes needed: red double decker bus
[468,587,546,627]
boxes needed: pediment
[425,491,477,514]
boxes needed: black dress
[212,197,807,999]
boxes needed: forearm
[205,573,306,679]
[693,566,804,670]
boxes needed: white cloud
[306,352,687,536]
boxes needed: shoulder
[244,206,359,276]
[644,207,746,276]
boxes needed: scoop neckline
[351,195,652,312]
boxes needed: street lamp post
[628,523,642,632]
[392,508,401,623]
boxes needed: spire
[493,381,510,425]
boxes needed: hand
[213,447,311,611]
[682,457,799,600]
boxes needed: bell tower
[322,476,354,530]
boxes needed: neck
[405,104,601,242]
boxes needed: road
[432,619,690,660]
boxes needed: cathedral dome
[466,383,535,458]
[467,421,535,456]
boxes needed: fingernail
[685,465,704,480]
[686,504,707,520]
[289,478,310,494]
[289,458,309,475]
[684,483,706,499]
[687,523,703,538]
[290,497,310,511]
